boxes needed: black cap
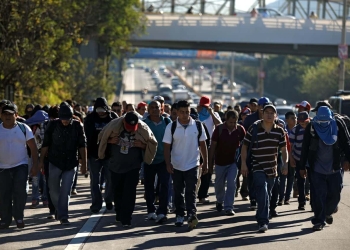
[1,103,18,114]
[249,98,258,104]
[0,99,11,106]
[59,105,73,120]
[311,101,332,112]
[124,112,139,131]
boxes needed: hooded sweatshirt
[84,97,118,158]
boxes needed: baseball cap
[297,111,310,122]
[258,97,270,106]
[249,98,258,104]
[153,96,165,103]
[295,101,311,111]
[1,103,18,114]
[124,112,139,131]
[315,106,333,121]
[241,107,251,115]
[263,104,277,113]
[96,107,107,113]
[199,96,211,107]
[311,101,332,112]
[137,102,147,109]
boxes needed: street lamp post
[339,0,347,91]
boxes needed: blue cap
[258,97,270,106]
[297,111,310,122]
[316,106,333,121]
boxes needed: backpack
[17,122,27,138]
[170,120,203,148]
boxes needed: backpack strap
[170,120,177,149]
[17,122,26,138]
[164,117,171,126]
[195,120,202,147]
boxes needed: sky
[235,0,276,11]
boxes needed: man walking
[163,100,208,229]
[40,104,87,225]
[241,104,288,232]
[143,101,172,223]
[0,104,39,229]
[209,110,246,215]
[84,97,118,213]
[299,106,350,231]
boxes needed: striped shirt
[289,124,305,161]
[243,121,286,178]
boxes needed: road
[1,68,350,250]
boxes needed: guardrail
[145,14,348,32]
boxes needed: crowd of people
[0,94,348,232]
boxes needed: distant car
[152,73,159,80]
[128,63,134,68]
[215,83,224,92]
[274,98,287,106]
[176,85,187,90]
[203,74,212,81]
[145,67,150,73]
[221,77,230,84]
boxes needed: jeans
[198,173,212,199]
[144,161,170,215]
[89,157,113,212]
[279,162,295,202]
[295,161,306,205]
[173,166,199,217]
[253,171,275,225]
[247,170,256,201]
[48,163,76,220]
[44,158,55,214]
[111,168,140,225]
[32,171,48,202]
[0,165,28,225]
[214,163,238,211]
[311,171,343,226]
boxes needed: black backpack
[170,119,206,148]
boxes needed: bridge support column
[171,0,175,14]
[307,0,311,16]
[200,0,205,14]
[322,0,327,19]
[229,0,236,15]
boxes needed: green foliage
[0,0,145,110]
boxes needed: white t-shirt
[163,117,207,171]
[202,112,222,139]
[0,123,34,169]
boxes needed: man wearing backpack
[163,100,208,229]
[0,104,39,229]
[39,104,87,225]
[241,104,288,232]
[300,106,350,231]
[209,110,246,216]
[84,97,118,214]
[197,96,222,204]
[143,101,172,223]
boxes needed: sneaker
[106,202,113,210]
[216,202,223,212]
[312,223,324,231]
[225,209,235,216]
[305,194,310,201]
[187,214,198,229]
[269,210,279,218]
[284,200,290,205]
[16,220,25,229]
[43,201,49,208]
[147,212,157,220]
[0,222,10,230]
[60,219,70,225]
[298,205,305,211]
[250,200,257,210]
[242,196,249,201]
[175,215,184,227]
[198,198,210,204]
[326,215,333,225]
[278,200,283,206]
[71,189,78,195]
[30,200,39,209]
[47,214,55,219]
[258,224,268,233]
[155,214,167,223]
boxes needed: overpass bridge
[130,14,350,57]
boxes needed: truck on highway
[173,89,189,102]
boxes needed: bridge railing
[144,14,349,33]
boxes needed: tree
[300,58,350,103]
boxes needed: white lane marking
[65,203,106,250]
